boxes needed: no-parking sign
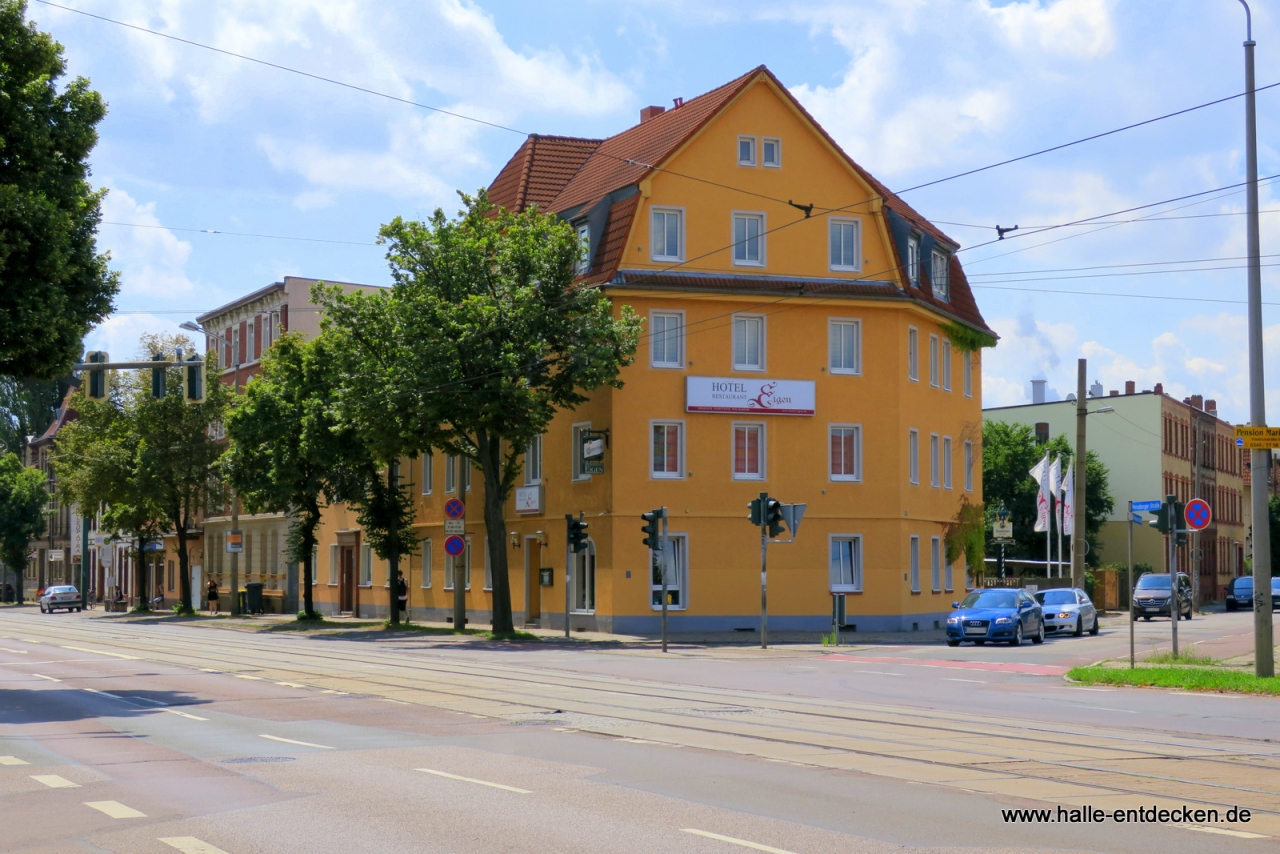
[1184,498,1212,531]
[445,535,466,556]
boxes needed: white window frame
[444,454,457,493]
[421,452,433,495]
[964,440,974,492]
[732,422,766,481]
[907,327,919,381]
[942,340,952,391]
[484,540,492,591]
[929,334,939,387]
[731,212,766,267]
[829,535,863,593]
[943,436,953,490]
[963,350,973,398]
[931,536,942,592]
[571,422,592,482]
[906,234,921,287]
[463,458,471,493]
[328,544,338,586]
[247,321,256,363]
[650,309,685,369]
[524,435,542,486]
[650,420,685,480]
[574,221,590,275]
[650,207,684,263]
[828,218,862,272]
[360,544,373,587]
[420,538,432,588]
[932,250,950,301]
[571,538,596,614]
[944,549,954,592]
[910,535,921,593]
[650,532,688,610]
[930,433,940,488]
[762,137,781,168]
[737,135,757,166]
[732,313,765,371]
[829,424,862,482]
[908,429,919,485]
[828,319,861,375]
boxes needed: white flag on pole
[1049,456,1062,529]
[1030,452,1051,533]
[1062,463,1075,536]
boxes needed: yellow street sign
[1233,426,1280,449]
[1238,437,1280,450]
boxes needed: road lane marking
[0,756,30,765]
[0,647,28,653]
[21,638,42,643]
[199,668,221,673]
[416,768,532,793]
[943,678,988,684]
[681,829,798,853]
[84,800,146,818]
[163,708,208,721]
[60,646,139,660]
[1064,687,1115,692]
[82,688,122,699]
[1186,825,1269,839]
[31,673,60,682]
[1077,705,1137,714]
[233,674,263,681]
[124,696,168,706]
[848,670,903,676]
[275,682,305,688]
[259,734,334,749]
[31,774,79,788]
[160,837,232,854]
[383,698,410,704]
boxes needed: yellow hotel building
[312,66,994,633]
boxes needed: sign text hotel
[686,377,816,416]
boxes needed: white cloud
[983,0,1116,59]
[82,313,186,361]
[98,186,196,298]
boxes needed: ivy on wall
[940,321,997,353]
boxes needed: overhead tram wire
[99,221,380,247]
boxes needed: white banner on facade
[686,377,816,416]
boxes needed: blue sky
[30,0,1280,422]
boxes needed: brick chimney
[1190,394,1204,410]
[1154,382,1163,395]
[1206,399,1218,416]
[1109,390,1119,396]
[1125,380,1136,395]
[640,105,666,123]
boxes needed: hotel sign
[686,377,815,416]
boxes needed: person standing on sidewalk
[395,570,408,621]
[207,579,219,615]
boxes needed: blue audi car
[946,588,1045,646]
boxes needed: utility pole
[759,492,770,650]
[660,508,669,654]
[228,344,241,616]
[1071,359,1088,589]
[1127,503,1135,669]
[1239,0,1274,678]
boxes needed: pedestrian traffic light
[765,497,785,538]
[150,353,167,399]
[566,514,589,553]
[184,353,205,404]
[641,509,663,551]
[85,351,108,399]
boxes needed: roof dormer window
[738,136,756,167]
[932,250,950,301]
[574,221,590,275]
[906,234,921,287]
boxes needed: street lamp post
[1237,0,1274,679]
[1069,359,1115,590]
[180,321,240,617]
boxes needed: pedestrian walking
[207,579,219,615]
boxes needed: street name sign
[444,519,465,535]
[1130,500,1163,512]
[992,520,1013,539]
[1184,498,1212,531]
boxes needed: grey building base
[610,612,952,635]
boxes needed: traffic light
[765,498,785,538]
[150,353,167,399]
[1148,499,1172,535]
[748,497,764,526]
[566,514,589,553]
[641,509,663,551]
[184,353,205,404]
[85,351,108,399]
[1172,501,1187,547]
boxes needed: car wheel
[1226,602,1236,611]
[1073,616,1084,637]
[1032,620,1045,644]
[1185,607,1192,621]
[75,607,82,613]
[1089,614,1100,635]
[974,640,986,646]
[1143,615,1151,621]
[946,640,960,647]
[1009,623,1023,646]
[39,603,46,613]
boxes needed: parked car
[1131,572,1192,620]
[1035,587,1099,636]
[946,588,1044,646]
[1225,575,1280,611]
[39,585,82,613]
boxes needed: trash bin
[244,582,265,615]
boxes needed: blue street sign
[1130,500,1163,512]
[1237,437,1245,448]
[1129,513,1142,525]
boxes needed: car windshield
[1234,577,1253,590]
[48,586,74,594]
[1037,590,1076,606]
[1273,578,1280,591]
[959,591,1019,609]
[1136,575,1171,589]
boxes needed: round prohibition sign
[1184,498,1212,531]
[444,498,466,520]
[444,535,466,556]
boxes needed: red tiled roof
[580,194,640,285]
[488,134,601,214]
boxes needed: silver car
[1035,587,1098,636]
[39,585,82,614]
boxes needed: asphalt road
[1,606,1277,854]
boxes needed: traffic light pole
[1127,507,1135,669]
[564,519,572,639]
[1169,529,1179,658]
[759,491,769,650]
[660,508,669,654]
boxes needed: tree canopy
[981,420,1114,570]
[0,451,45,601]
[317,190,642,633]
[0,0,118,380]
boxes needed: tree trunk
[300,503,319,618]
[176,512,192,613]
[478,431,514,635]
[386,462,400,626]
[134,537,149,611]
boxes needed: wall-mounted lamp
[509,531,520,549]
[535,530,547,547]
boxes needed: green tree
[981,421,1114,570]
[55,334,229,612]
[0,0,118,380]
[222,333,371,619]
[0,451,45,602]
[318,191,642,633]
[0,375,75,454]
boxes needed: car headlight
[994,617,1012,624]
[946,616,960,624]
[1058,612,1071,619]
